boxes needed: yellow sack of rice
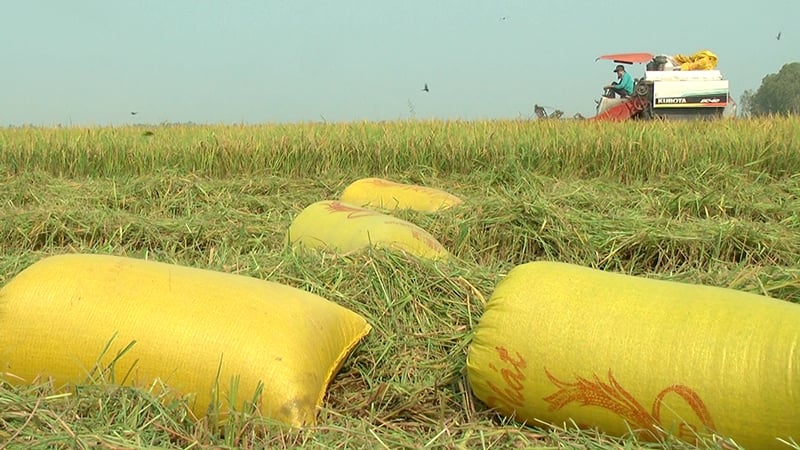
[674,49,718,71]
[467,261,798,450]
[287,200,449,261]
[0,254,371,427]
[340,177,463,212]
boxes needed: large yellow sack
[0,254,371,427]
[674,50,718,71]
[340,177,463,212]
[287,200,449,261]
[467,261,798,449]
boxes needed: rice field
[1,117,799,449]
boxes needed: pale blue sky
[1,1,797,126]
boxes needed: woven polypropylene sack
[674,49,718,70]
[287,200,449,261]
[340,178,463,212]
[0,254,371,427]
[467,261,798,449]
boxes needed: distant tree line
[740,62,800,116]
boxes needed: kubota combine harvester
[591,51,736,121]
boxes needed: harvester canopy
[595,52,654,64]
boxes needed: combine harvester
[591,51,737,121]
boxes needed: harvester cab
[592,51,735,121]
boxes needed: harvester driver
[605,64,634,98]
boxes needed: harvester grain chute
[590,51,736,121]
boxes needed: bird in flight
[776,31,781,40]
[131,111,138,116]
[422,83,429,92]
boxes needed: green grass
[1,117,799,449]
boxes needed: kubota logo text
[656,98,687,104]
